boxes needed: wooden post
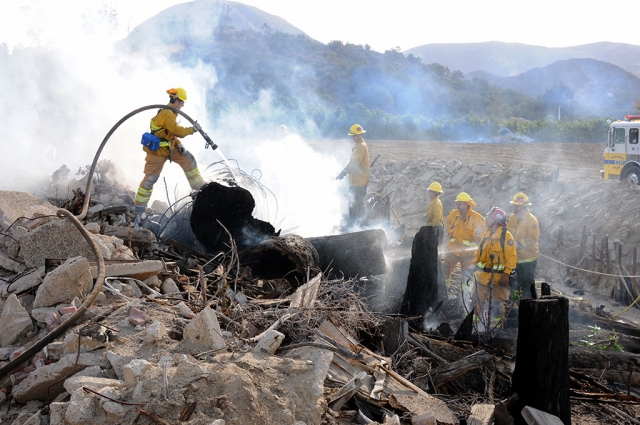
[591,236,596,270]
[579,225,587,266]
[510,297,571,425]
[557,225,563,249]
[616,242,623,268]
[598,237,606,273]
[400,226,439,329]
[633,247,637,294]
[604,235,610,274]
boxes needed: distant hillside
[123,0,309,50]
[405,41,640,77]
[470,58,640,117]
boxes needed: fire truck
[602,115,640,184]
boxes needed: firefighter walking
[134,88,205,220]
[506,192,540,298]
[473,207,517,324]
[442,192,485,291]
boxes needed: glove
[177,145,186,155]
[499,273,510,287]
[193,121,202,132]
[336,170,347,180]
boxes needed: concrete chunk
[33,256,93,308]
[183,305,226,352]
[12,351,110,403]
[90,260,163,280]
[1,267,44,296]
[0,250,25,273]
[63,376,124,395]
[0,294,33,346]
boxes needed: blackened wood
[400,226,439,323]
[239,234,320,289]
[431,350,492,387]
[454,310,475,341]
[568,346,640,371]
[568,307,640,338]
[511,297,571,425]
[190,182,276,251]
[307,229,387,278]
[541,282,551,296]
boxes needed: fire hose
[77,104,218,220]
[0,106,215,380]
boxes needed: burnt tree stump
[307,229,387,279]
[511,296,571,425]
[400,226,439,327]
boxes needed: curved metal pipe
[0,209,105,381]
[78,104,214,220]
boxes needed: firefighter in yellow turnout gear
[474,207,517,322]
[336,124,370,227]
[426,182,444,242]
[134,88,205,217]
[506,192,539,297]
[442,192,485,290]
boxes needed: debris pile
[0,155,638,425]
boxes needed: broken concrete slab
[33,256,93,308]
[0,191,58,227]
[0,294,33,346]
[63,375,124,395]
[19,219,93,268]
[89,260,163,281]
[182,305,226,352]
[2,267,45,296]
[12,351,111,403]
[0,250,26,274]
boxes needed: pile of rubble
[369,157,558,232]
[0,156,638,425]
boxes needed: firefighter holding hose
[474,206,517,322]
[134,88,205,222]
[336,124,370,227]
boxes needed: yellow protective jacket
[144,104,195,156]
[445,209,485,255]
[507,210,540,263]
[426,197,443,226]
[474,226,517,285]
[345,140,370,187]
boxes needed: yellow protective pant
[134,147,204,211]
[442,251,476,288]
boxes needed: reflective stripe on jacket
[507,210,540,263]
[474,227,517,286]
[445,209,484,254]
[426,197,444,226]
[144,104,195,156]
[345,140,370,187]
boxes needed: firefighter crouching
[134,88,205,220]
[474,207,517,318]
[506,192,539,298]
[442,192,485,290]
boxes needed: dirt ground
[309,139,605,182]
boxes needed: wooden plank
[521,406,564,425]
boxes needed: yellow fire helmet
[348,124,366,136]
[510,192,532,206]
[167,87,188,101]
[428,182,443,193]
[455,192,477,207]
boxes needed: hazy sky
[4,0,640,53]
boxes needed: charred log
[190,182,277,252]
[239,234,320,290]
[307,229,387,279]
[401,226,439,325]
[511,296,571,425]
